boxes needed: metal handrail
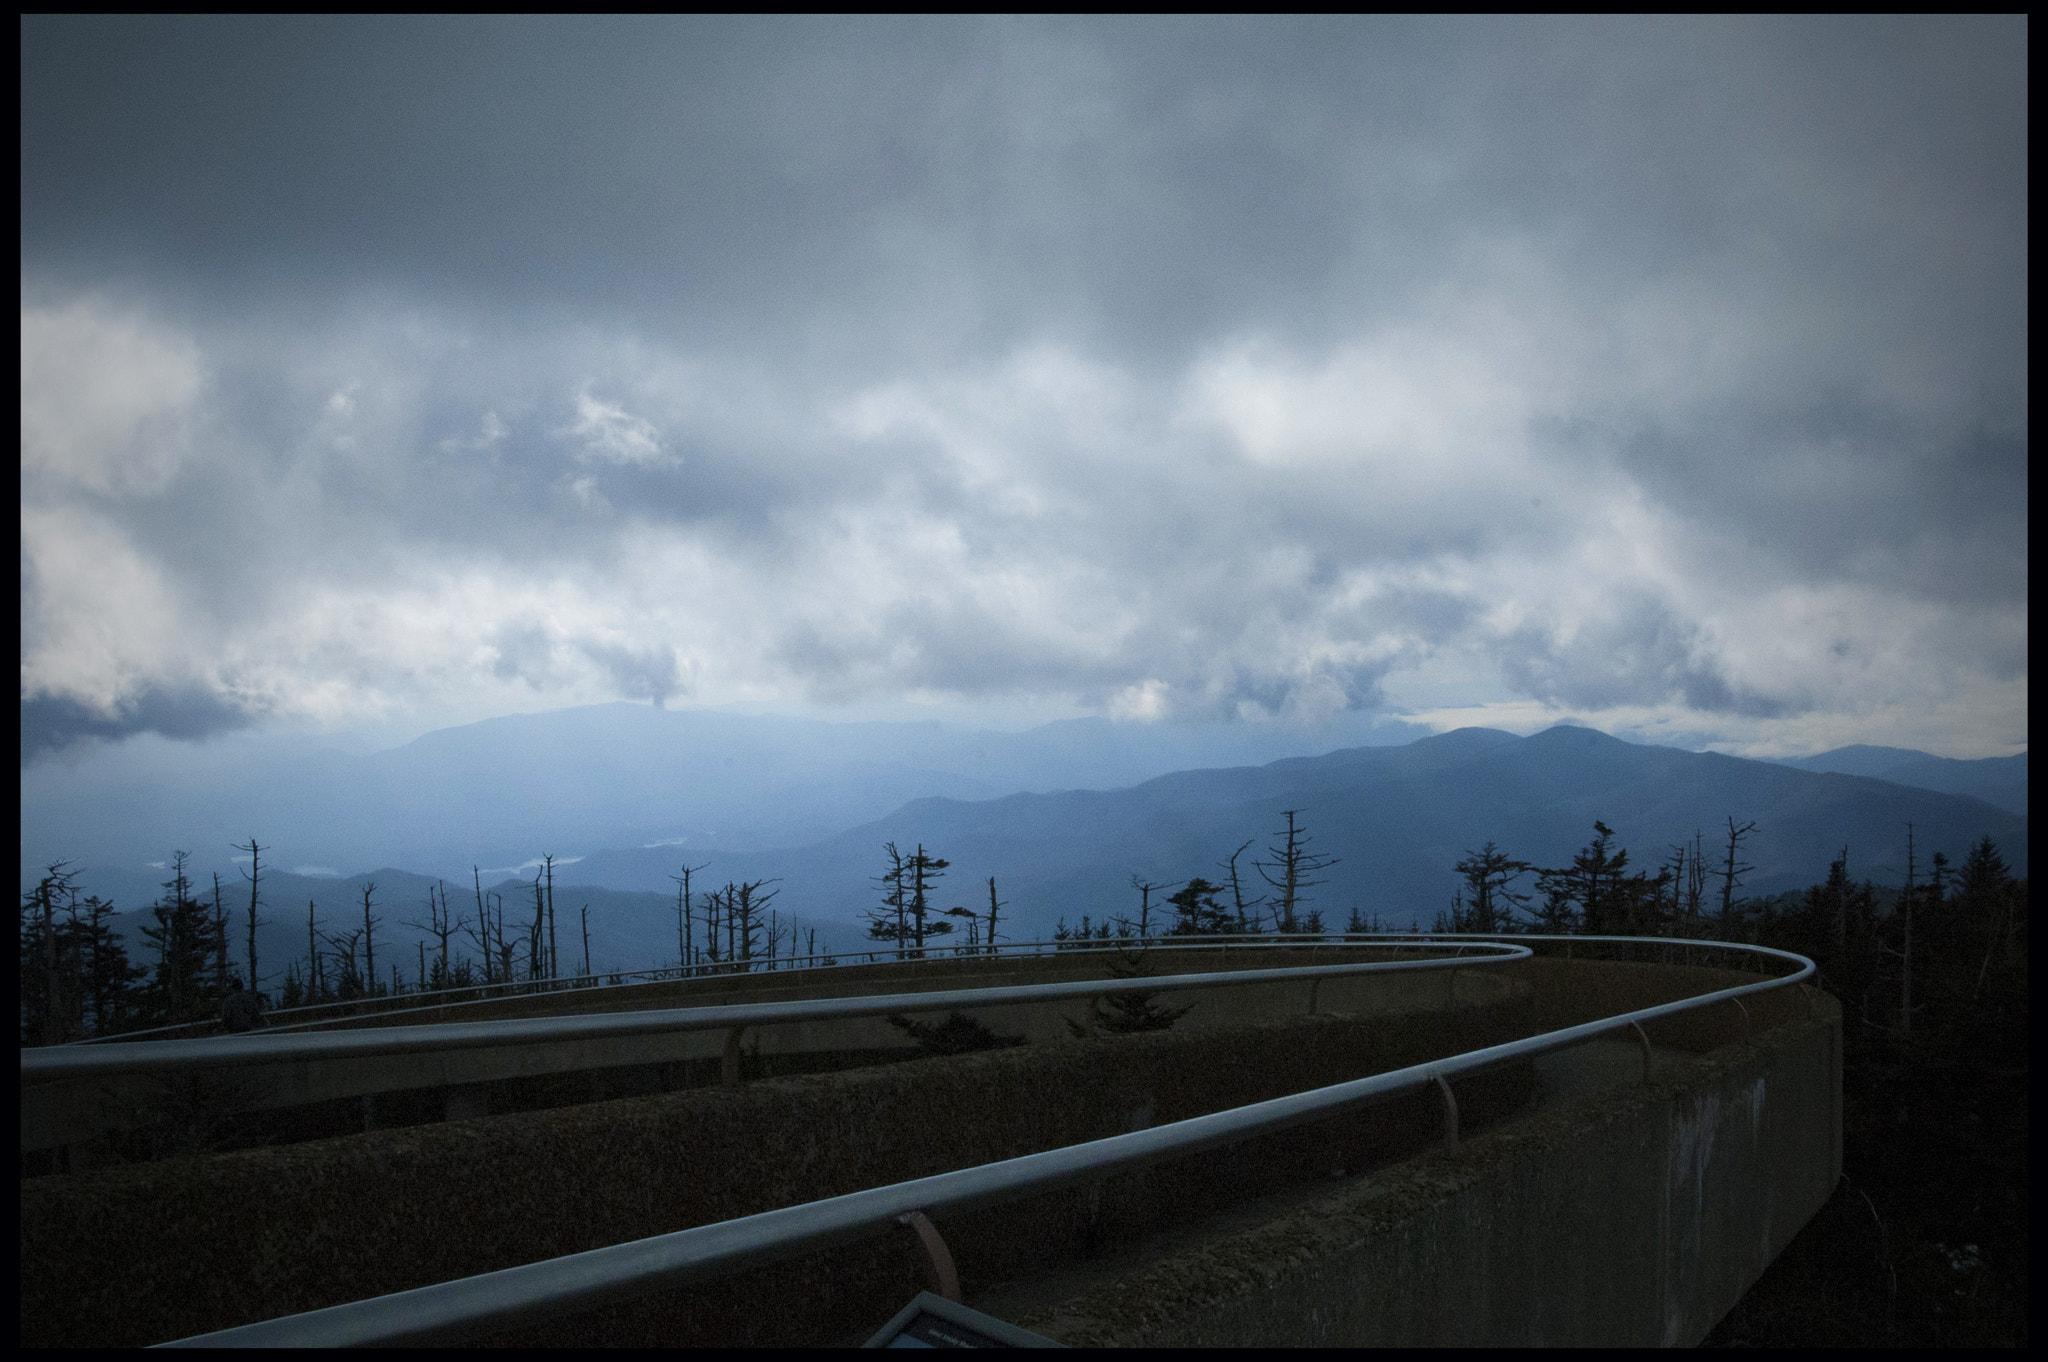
[244,935,1454,1036]
[21,940,1528,1083]
[153,935,1814,1348]
[56,932,1438,1045]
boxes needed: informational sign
[862,1291,1065,1348]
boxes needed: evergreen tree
[864,842,911,956]
[138,852,224,1026]
[1066,951,1191,1035]
[901,845,954,955]
[1166,877,1233,935]
[71,893,145,1036]
[1554,821,1629,934]
[1217,840,1267,934]
[1452,842,1532,933]
[19,863,84,1043]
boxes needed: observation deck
[18,936,1838,1348]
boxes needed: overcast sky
[20,16,2028,763]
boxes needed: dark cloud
[579,640,683,709]
[19,18,2028,759]
[21,686,262,764]
[1496,599,1791,720]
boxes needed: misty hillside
[558,725,2028,940]
[20,702,1420,891]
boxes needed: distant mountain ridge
[1769,746,2026,815]
[21,701,1424,892]
[46,722,2026,986]
[556,725,2027,941]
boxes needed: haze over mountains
[22,704,2023,983]
[20,703,1422,895]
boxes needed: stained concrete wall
[997,988,1843,1347]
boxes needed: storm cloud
[20,17,2028,759]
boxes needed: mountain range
[1769,746,2027,816]
[554,724,2026,941]
[20,702,1424,890]
[31,709,2023,984]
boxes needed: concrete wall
[997,987,1843,1347]
[19,968,1533,1348]
[21,945,1496,1155]
[18,959,1835,1349]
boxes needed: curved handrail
[151,935,1813,1348]
[22,940,1528,1083]
[52,934,1466,1046]
[245,935,1472,1035]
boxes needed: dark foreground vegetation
[1698,835,2029,1348]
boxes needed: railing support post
[1307,977,1322,1016]
[1731,996,1750,1038]
[898,1210,961,1302]
[1434,1072,1459,1146]
[1629,1020,1653,1082]
[721,1026,745,1087]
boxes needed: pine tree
[19,863,84,1043]
[1556,821,1629,935]
[1166,877,1234,936]
[902,845,954,956]
[138,853,223,1026]
[72,892,145,1036]
[1452,842,1533,933]
[865,842,911,957]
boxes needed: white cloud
[566,389,670,467]
[20,299,203,495]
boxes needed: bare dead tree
[528,870,547,981]
[210,872,230,1000]
[493,892,519,984]
[472,867,491,983]
[1720,818,1758,932]
[234,838,267,992]
[306,898,325,999]
[1257,811,1339,934]
[670,862,708,971]
[727,880,781,969]
[1218,840,1266,934]
[1127,875,1176,939]
[405,882,459,990]
[542,854,559,982]
[358,881,382,997]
